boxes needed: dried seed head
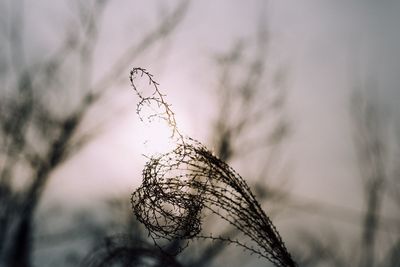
[130,67,297,267]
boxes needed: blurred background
[0,0,400,266]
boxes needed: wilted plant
[130,67,297,267]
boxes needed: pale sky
[4,0,400,265]
[29,0,400,235]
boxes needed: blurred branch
[187,15,292,267]
[296,232,347,267]
[351,91,386,267]
[380,239,400,267]
[82,236,185,267]
[68,0,190,152]
[0,1,190,266]
[91,0,189,97]
[280,191,400,234]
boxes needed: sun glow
[139,120,176,155]
[136,108,190,156]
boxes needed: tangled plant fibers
[130,67,297,267]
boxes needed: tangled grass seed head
[130,67,182,140]
[130,67,297,267]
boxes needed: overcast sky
[16,0,399,221]
[5,1,400,264]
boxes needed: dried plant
[130,68,297,267]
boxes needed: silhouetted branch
[130,67,297,267]
[130,67,182,139]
